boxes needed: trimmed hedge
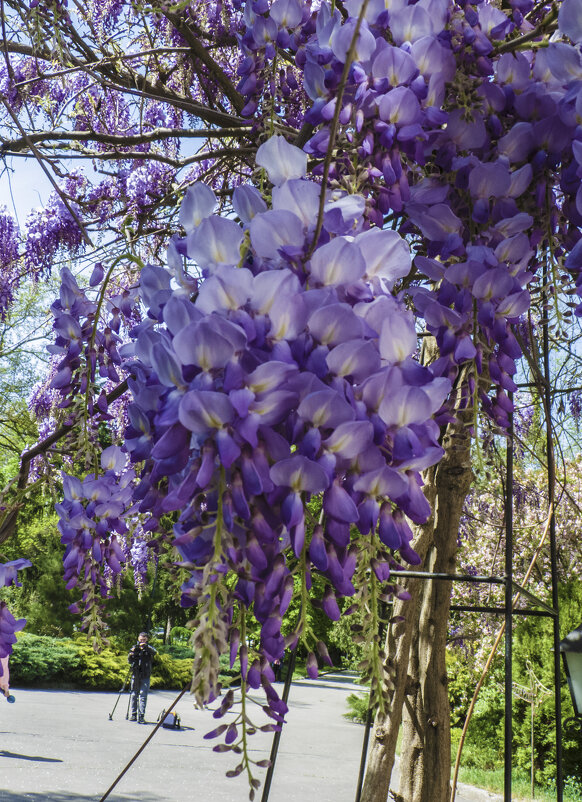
[9,634,194,690]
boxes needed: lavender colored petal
[256,136,308,186]
[379,312,417,362]
[179,183,216,232]
[326,340,381,381]
[297,389,354,428]
[270,454,329,493]
[179,390,234,433]
[186,216,244,270]
[196,266,253,314]
[250,209,305,261]
[232,184,268,225]
[309,237,365,287]
[355,228,411,285]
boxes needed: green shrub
[156,643,194,660]
[169,626,192,644]
[9,633,81,685]
[150,653,193,689]
[9,633,239,691]
[344,691,370,724]
[69,640,128,690]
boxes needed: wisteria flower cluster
[55,446,136,628]
[53,135,450,764]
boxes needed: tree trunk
[361,418,473,802]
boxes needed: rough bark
[398,420,472,802]
[361,417,473,802]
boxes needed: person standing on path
[127,632,157,723]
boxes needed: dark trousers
[130,675,150,720]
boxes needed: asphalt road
[0,673,502,802]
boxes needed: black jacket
[128,643,157,680]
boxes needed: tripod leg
[108,670,131,720]
[126,677,134,720]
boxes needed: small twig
[306,0,371,259]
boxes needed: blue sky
[0,156,55,224]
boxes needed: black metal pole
[542,289,564,802]
[261,647,297,802]
[355,704,374,802]
[504,400,513,802]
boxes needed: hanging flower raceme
[56,446,136,615]
[76,135,450,727]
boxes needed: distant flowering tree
[2,0,582,799]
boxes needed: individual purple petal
[330,18,376,63]
[309,525,328,570]
[372,45,418,85]
[371,558,391,582]
[323,481,359,523]
[250,390,297,425]
[186,216,244,270]
[323,193,366,234]
[472,268,513,300]
[268,295,308,341]
[393,475,432,524]
[379,311,417,362]
[309,238,366,287]
[496,290,530,318]
[498,122,534,163]
[0,559,32,588]
[305,651,318,679]
[322,587,341,621]
[378,86,421,126]
[411,36,456,80]
[308,304,363,346]
[247,361,298,395]
[179,183,216,232]
[247,659,262,689]
[179,391,234,433]
[272,179,320,229]
[256,136,308,186]
[89,262,104,287]
[390,5,434,44]
[250,269,301,314]
[353,466,408,498]
[196,266,253,314]
[468,162,511,199]
[290,520,305,557]
[407,203,462,240]
[151,342,184,388]
[173,318,242,370]
[100,446,126,473]
[270,455,329,493]
[316,640,333,667]
[358,496,380,535]
[250,209,305,261]
[355,228,411,285]
[378,503,402,549]
[232,185,268,225]
[297,390,354,428]
[326,340,381,382]
[162,294,202,337]
[217,430,242,469]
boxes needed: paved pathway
[0,673,502,801]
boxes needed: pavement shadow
[293,678,363,690]
[0,793,164,801]
[0,751,62,763]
